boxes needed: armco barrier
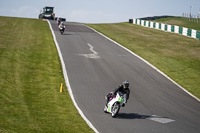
[130,19,200,40]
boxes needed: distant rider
[59,22,65,30]
[57,16,61,25]
[106,80,130,107]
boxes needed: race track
[49,21,200,133]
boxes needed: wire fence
[182,13,200,23]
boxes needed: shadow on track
[61,33,74,35]
[117,113,151,119]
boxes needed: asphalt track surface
[50,21,200,133]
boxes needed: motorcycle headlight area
[118,97,124,103]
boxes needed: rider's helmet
[61,22,64,25]
[123,80,129,88]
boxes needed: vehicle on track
[59,22,65,35]
[38,6,55,20]
[104,92,126,118]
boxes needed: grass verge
[86,22,200,99]
[0,16,93,133]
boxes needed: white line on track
[86,25,200,103]
[147,115,175,124]
[47,20,99,133]
[88,43,98,55]
[47,20,199,133]
[78,43,100,59]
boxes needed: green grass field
[86,21,200,99]
[1,16,199,132]
[0,16,93,133]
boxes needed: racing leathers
[106,85,130,106]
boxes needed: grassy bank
[0,16,93,133]
[154,17,200,31]
[86,22,200,99]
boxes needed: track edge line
[86,25,200,103]
[47,20,99,133]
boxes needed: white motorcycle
[59,25,65,35]
[59,22,65,35]
[104,92,126,118]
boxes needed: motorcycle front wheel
[111,102,120,118]
[104,106,108,113]
[61,30,64,34]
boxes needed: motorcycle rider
[59,22,65,32]
[57,16,61,25]
[106,80,130,107]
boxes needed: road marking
[88,43,98,55]
[47,21,99,133]
[79,43,100,59]
[147,115,175,124]
[86,25,200,102]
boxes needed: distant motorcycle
[57,17,61,25]
[59,24,65,35]
[57,20,60,26]
[104,92,126,118]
